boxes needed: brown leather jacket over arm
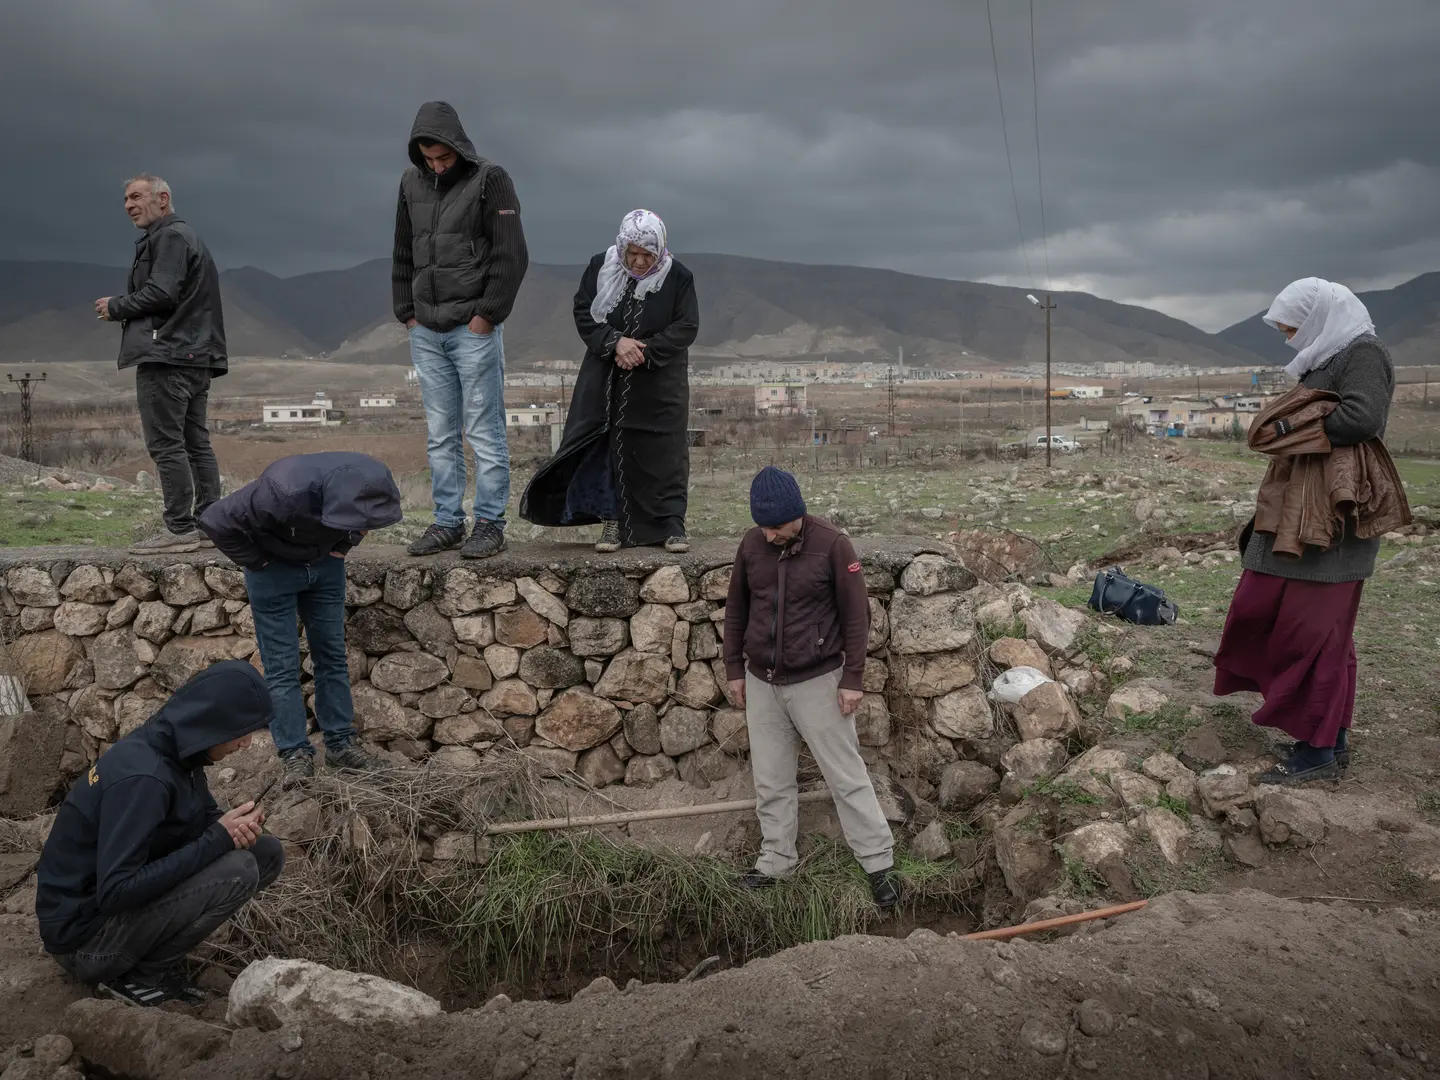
[1249,387,1411,557]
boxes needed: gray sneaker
[130,529,204,555]
[325,739,385,773]
[595,520,621,554]
[280,749,315,783]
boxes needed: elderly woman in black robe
[521,209,699,552]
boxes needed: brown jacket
[1249,387,1410,557]
[723,516,870,691]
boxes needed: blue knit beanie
[749,466,806,527]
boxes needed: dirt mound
[110,890,1435,1079]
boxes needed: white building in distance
[1062,385,1105,399]
[359,395,397,408]
[261,393,340,425]
[507,404,561,427]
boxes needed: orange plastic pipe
[962,899,1148,941]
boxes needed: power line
[1029,0,1052,290]
[985,0,1034,286]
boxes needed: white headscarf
[1263,277,1375,380]
[589,209,674,323]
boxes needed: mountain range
[1,255,1435,371]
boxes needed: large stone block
[61,565,119,604]
[0,698,68,816]
[931,685,992,740]
[516,577,569,627]
[899,652,976,698]
[899,554,977,596]
[157,565,210,606]
[888,591,975,654]
[630,604,678,655]
[568,617,630,658]
[352,683,430,741]
[11,630,86,695]
[7,567,60,607]
[593,650,672,705]
[493,605,550,649]
[659,705,710,757]
[535,690,623,752]
[434,569,516,616]
[226,957,442,1029]
[640,566,691,604]
[566,572,641,618]
[518,646,586,689]
[89,629,145,690]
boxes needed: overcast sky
[4,0,1437,330]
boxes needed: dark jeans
[244,555,355,756]
[135,362,222,534]
[54,836,283,985]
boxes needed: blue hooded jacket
[35,661,274,954]
[198,452,403,570]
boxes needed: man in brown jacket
[724,467,899,907]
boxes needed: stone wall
[0,539,1089,818]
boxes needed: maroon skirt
[1213,570,1363,749]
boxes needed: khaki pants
[745,668,895,876]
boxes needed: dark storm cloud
[3,0,1437,328]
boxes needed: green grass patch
[1024,778,1104,806]
[1112,701,1200,739]
[0,489,162,548]
[1155,793,1191,818]
[1417,790,1440,823]
[1058,856,1106,901]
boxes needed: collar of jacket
[136,212,180,244]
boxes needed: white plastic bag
[987,666,1053,704]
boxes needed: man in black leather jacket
[95,174,227,556]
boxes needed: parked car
[1033,435,1078,453]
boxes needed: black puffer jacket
[36,661,273,954]
[392,100,530,331]
[198,451,403,569]
[107,214,227,374]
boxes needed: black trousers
[135,363,222,534]
[53,836,283,985]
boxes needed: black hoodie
[35,661,274,954]
[391,100,530,331]
[198,451,403,570]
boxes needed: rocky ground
[3,890,1440,1079]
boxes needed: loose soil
[6,890,1440,1078]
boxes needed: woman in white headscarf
[521,210,700,552]
[1213,277,1396,784]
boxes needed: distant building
[405,369,419,385]
[1063,385,1104,399]
[507,404,561,428]
[755,383,807,415]
[262,393,340,425]
[359,395,396,408]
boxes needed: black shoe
[868,868,902,909]
[280,749,315,782]
[1283,740,1350,770]
[738,868,778,890]
[159,971,207,1007]
[98,977,173,1007]
[1259,750,1341,786]
[407,523,466,556]
[461,520,507,560]
[664,534,690,554]
[325,738,385,773]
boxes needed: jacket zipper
[768,554,787,681]
[429,172,441,307]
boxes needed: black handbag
[1088,566,1179,626]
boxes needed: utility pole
[886,367,896,436]
[1425,367,1430,411]
[1027,294,1056,467]
[7,371,46,463]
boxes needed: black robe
[520,254,699,546]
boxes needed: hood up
[408,100,480,174]
[144,660,274,763]
[318,452,404,532]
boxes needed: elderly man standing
[393,100,529,560]
[95,175,227,555]
[723,466,900,908]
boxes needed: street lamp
[1027,294,1056,467]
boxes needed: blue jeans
[244,556,353,756]
[409,323,510,528]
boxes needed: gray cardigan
[1242,334,1395,583]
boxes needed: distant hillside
[1219,272,1440,366]
[0,254,1274,370]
